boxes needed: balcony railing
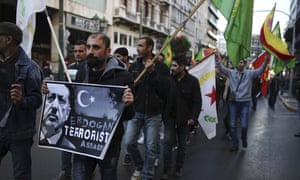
[114,8,168,35]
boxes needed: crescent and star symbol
[205,85,216,105]
[77,90,95,108]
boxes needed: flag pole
[134,0,207,85]
[44,9,72,83]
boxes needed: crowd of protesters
[0,21,289,180]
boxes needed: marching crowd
[0,21,297,180]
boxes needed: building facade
[0,0,216,78]
[284,0,300,94]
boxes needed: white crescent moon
[77,90,89,108]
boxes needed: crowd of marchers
[1,21,297,180]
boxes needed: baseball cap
[0,22,23,43]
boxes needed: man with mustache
[0,21,42,180]
[68,33,134,180]
[40,83,75,149]
[42,33,134,180]
[125,36,170,180]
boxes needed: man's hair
[74,40,86,46]
[172,53,187,66]
[114,47,128,56]
[140,36,154,49]
[88,33,110,49]
[0,21,22,44]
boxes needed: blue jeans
[0,137,33,180]
[72,141,121,180]
[163,119,189,173]
[229,101,250,147]
[125,112,161,179]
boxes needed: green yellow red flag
[260,5,295,60]
[162,35,173,67]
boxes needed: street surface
[1,97,300,180]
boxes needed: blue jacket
[0,48,42,140]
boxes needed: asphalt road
[1,96,300,180]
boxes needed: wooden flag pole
[45,9,72,83]
[134,0,207,85]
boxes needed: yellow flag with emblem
[162,35,173,67]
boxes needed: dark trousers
[61,151,72,173]
[163,120,189,173]
[268,92,278,108]
[72,141,121,180]
[0,137,33,180]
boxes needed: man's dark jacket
[0,48,43,140]
[170,71,202,126]
[129,57,170,115]
[76,56,134,142]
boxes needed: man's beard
[0,49,5,61]
[171,69,180,79]
[87,54,107,69]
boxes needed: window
[120,33,127,45]
[133,37,139,47]
[114,32,118,44]
[129,35,132,46]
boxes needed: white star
[89,96,95,103]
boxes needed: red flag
[204,48,215,57]
[252,52,269,96]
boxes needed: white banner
[189,54,217,140]
[16,0,46,57]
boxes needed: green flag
[162,35,173,67]
[212,0,254,67]
[272,22,284,74]
[212,0,235,19]
[195,47,203,62]
[272,22,295,74]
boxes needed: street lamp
[91,14,108,32]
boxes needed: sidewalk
[279,92,298,112]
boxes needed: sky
[217,0,291,35]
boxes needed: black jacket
[129,57,170,115]
[76,56,134,142]
[170,72,202,126]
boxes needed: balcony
[208,18,218,30]
[208,4,218,18]
[207,30,217,41]
[160,0,170,6]
[113,7,168,37]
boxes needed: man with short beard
[125,36,170,180]
[0,21,42,180]
[72,33,134,180]
[161,54,202,179]
[216,54,268,152]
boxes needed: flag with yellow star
[189,53,217,140]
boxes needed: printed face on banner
[38,81,126,160]
[41,84,71,144]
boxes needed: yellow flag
[162,35,173,67]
